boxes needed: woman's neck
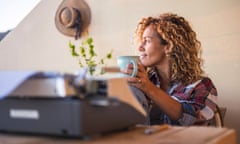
[155,64,170,91]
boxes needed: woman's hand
[123,62,152,93]
[124,63,182,120]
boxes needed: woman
[124,13,218,126]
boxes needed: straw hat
[55,0,91,39]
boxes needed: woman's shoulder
[199,77,216,88]
[195,76,218,96]
[178,76,217,96]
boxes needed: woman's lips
[140,54,147,59]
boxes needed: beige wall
[0,0,240,141]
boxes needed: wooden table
[0,125,237,144]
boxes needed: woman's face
[138,25,168,67]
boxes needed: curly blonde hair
[136,13,204,85]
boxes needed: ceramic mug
[117,56,139,77]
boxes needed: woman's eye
[141,38,151,45]
[142,40,147,45]
[146,39,151,43]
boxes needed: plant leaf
[69,41,79,56]
[106,52,112,59]
[86,37,93,44]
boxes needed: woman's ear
[164,41,173,55]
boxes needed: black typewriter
[0,71,146,137]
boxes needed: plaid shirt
[148,68,218,126]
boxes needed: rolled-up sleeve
[177,102,197,126]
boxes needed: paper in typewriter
[0,71,37,99]
[108,78,147,117]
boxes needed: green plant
[68,36,113,76]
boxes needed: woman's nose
[138,43,144,51]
